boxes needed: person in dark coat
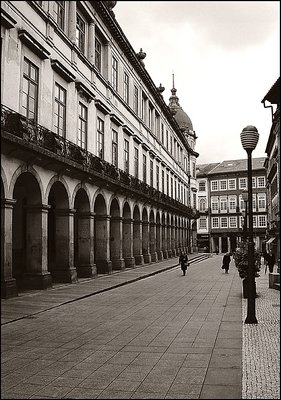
[267,250,275,273]
[179,252,189,276]
[222,252,231,274]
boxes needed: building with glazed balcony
[196,158,267,254]
[1,1,199,298]
[262,77,280,270]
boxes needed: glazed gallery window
[258,194,266,211]
[143,154,147,183]
[123,72,129,104]
[228,179,236,190]
[112,129,118,167]
[112,56,118,91]
[124,139,129,173]
[78,103,87,149]
[220,180,227,190]
[97,117,104,158]
[95,37,102,72]
[199,181,206,192]
[229,197,237,212]
[199,217,207,230]
[239,177,247,189]
[199,198,206,212]
[220,217,228,228]
[258,215,267,228]
[54,83,66,136]
[220,198,227,212]
[22,58,39,122]
[76,13,86,54]
[229,216,237,228]
[54,1,65,30]
[257,176,265,188]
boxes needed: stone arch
[94,193,111,274]
[1,166,8,199]
[110,198,124,270]
[72,183,92,212]
[74,187,95,278]
[12,171,51,291]
[45,175,70,208]
[47,180,76,283]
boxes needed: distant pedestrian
[179,252,189,276]
[222,252,231,274]
[267,250,275,273]
[263,250,269,274]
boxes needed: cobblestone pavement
[242,265,280,399]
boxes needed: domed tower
[168,74,197,151]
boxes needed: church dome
[168,75,193,132]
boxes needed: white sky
[114,1,280,164]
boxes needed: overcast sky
[114,1,280,164]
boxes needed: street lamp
[240,125,259,324]
[241,190,248,241]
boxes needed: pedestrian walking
[267,250,276,273]
[222,252,231,274]
[263,250,269,274]
[179,252,189,276]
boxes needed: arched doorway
[94,194,112,274]
[110,198,124,270]
[12,172,51,290]
[48,181,77,283]
[74,188,96,278]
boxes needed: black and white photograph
[1,1,280,399]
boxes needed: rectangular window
[229,216,237,228]
[211,200,219,212]
[134,147,139,178]
[170,176,173,198]
[252,177,256,188]
[229,197,237,212]
[258,194,266,211]
[143,154,147,183]
[133,85,139,114]
[97,117,104,158]
[162,170,165,192]
[54,83,66,137]
[211,181,218,191]
[257,176,265,188]
[212,217,219,229]
[166,173,169,196]
[228,179,236,190]
[112,129,118,167]
[95,37,102,72]
[124,139,129,173]
[156,165,159,190]
[76,13,86,54]
[220,180,227,190]
[253,216,257,229]
[78,103,87,149]
[123,72,129,104]
[112,56,118,91]
[161,124,164,144]
[150,159,153,186]
[148,104,153,130]
[239,178,247,189]
[220,217,228,228]
[22,58,39,122]
[199,217,207,229]
[54,1,65,30]
[170,135,173,154]
[258,215,267,227]
[220,198,227,212]
[199,181,206,191]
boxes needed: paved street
[1,255,280,399]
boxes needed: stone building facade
[262,77,280,270]
[1,1,199,298]
[196,158,267,254]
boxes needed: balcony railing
[1,105,197,218]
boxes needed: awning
[266,237,276,244]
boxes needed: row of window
[198,193,267,213]
[205,176,266,191]
[34,1,192,170]
[199,215,267,230]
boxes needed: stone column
[76,211,96,277]
[171,224,176,257]
[150,222,158,263]
[142,221,151,264]
[1,199,17,298]
[167,224,172,258]
[23,204,52,290]
[111,216,125,270]
[53,208,77,283]
[133,219,144,265]
[123,218,135,268]
[218,236,222,253]
[162,223,168,259]
[227,236,231,253]
[95,214,112,274]
[156,222,163,261]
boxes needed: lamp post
[241,191,248,241]
[240,125,259,324]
